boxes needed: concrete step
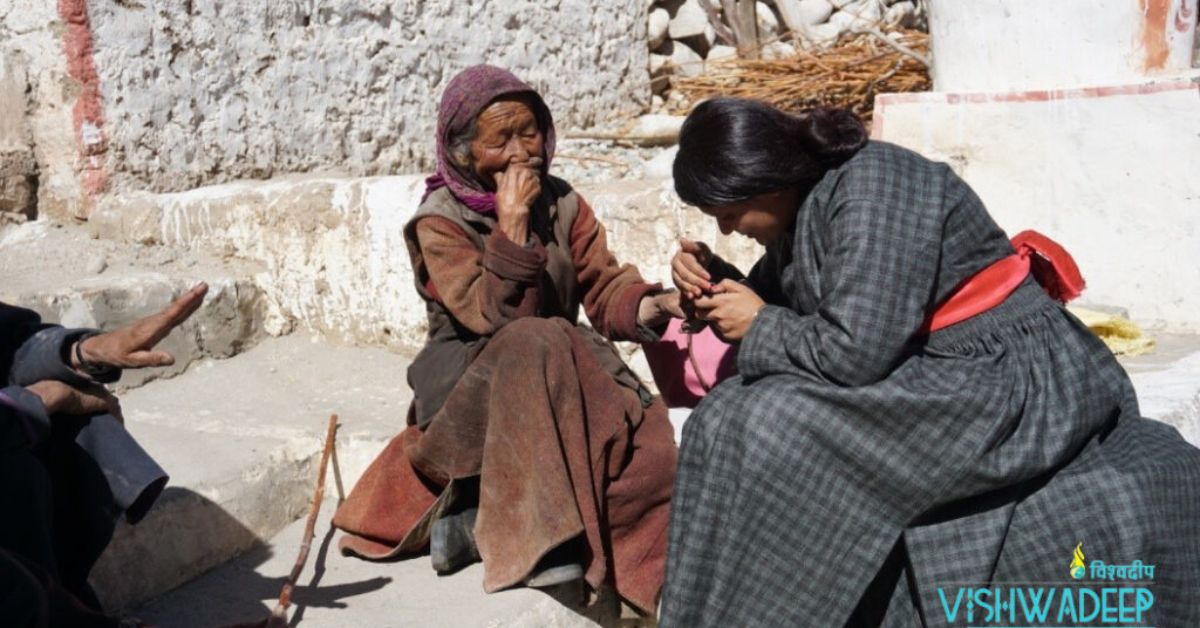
[88,335,414,611]
[129,335,1200,627]
[109,339,1200,625]
[132,497,638,628]
[0,220,269,389]
[1121,333,1200,446]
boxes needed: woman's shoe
[523,538,585,588]
[430,507,480,574]
[523,562,585,587]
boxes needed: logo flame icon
[1070,543,1086,579]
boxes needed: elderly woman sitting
[332,65,681,613]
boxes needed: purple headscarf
[423,65,557,215]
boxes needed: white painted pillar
[928,0,1198,92]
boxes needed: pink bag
[642,318,737,408]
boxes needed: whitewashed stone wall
[1,0,651,217]
[0,0,85,219]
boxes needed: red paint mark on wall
[58,0,107,209]
[1139,0,1172,71]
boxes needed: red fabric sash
[925,230,1085,333]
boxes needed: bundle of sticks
[671,28,931,126]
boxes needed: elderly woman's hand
[693,279,766,342]
[493,157,543,243]
[637,290,686,329]
[671,239,715,299]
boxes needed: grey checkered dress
[661,142,1200,627]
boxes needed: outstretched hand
[693,279,766,342]
[75,282,209,370]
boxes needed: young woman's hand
[493,157,543,243]
[671,239,714,299]
[637,290,686,329]
[693,279,766,341]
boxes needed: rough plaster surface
[929,0,1198,92]
[0,54,36,217]
[0,0,86,219]
[1,1,651,217]
[873,81,1200,332]
[84,0,650,196]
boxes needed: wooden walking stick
[224,414,340,628]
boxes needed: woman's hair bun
[795,107,868,167]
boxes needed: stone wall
[0,0,83,220]
[1,0,651,218]
[0,54,36,220]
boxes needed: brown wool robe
[332,178,677,613]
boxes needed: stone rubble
[644,0,928,111]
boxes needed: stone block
[757,1,780,38]
[803,20,843,45]
[707,44,739,62]
[0,150,36,218]
[669,39,705,78]
[649,7,671,49]
[668,0,708,39]
[829,0,883,33]
[643,146,679,180]
[884,1,917,28]
[7,275,267,389]
[0,53,36,218]
[89,191,163,244]
[763,41,797,60]
[791,0,835,28]
[625,114,687,146]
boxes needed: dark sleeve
[0,304,51,450]
[10,327,121,387]
[0,303,44,381]
[0,386,50,451]
[416,216,546,336]
[708,246,786,307]
[568,195,661,343]
[737,197,941,386]
[705,254,746,284]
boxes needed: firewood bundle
[669,27,930,125]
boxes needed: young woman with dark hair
[659,98,1200,626]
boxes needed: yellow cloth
[1067,306,1156,356]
